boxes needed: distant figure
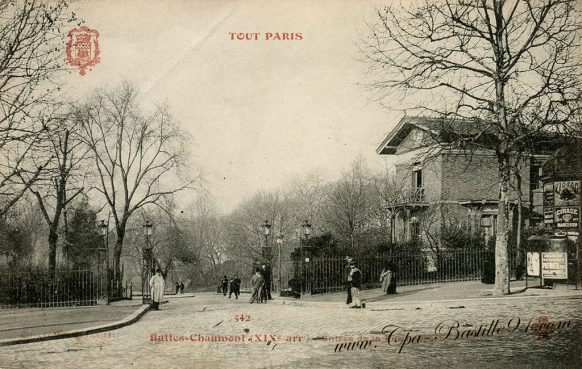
[260,264,272,301]
[229,275,241,299]
[175,282,180,294]
[249,270,264,304]
[221,276,228,296]
[348,261,362,309]
[344,256,353,305]
[179,282,185,294]
[149,269,165,310]
[381,264,397,295]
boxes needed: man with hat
[348,260,362,309]
[344,256,353,305]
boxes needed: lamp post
[276,235,283,294]
[260,220,272,298]
[99,220,110,304]
[300,220,311,298]
[142,220,153,304]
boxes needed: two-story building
[376,116,557,247]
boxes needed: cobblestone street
[1,292,581,369]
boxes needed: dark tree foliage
[64,199,101,268]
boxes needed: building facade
[377,116,553,247]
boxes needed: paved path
[1,291,580,369]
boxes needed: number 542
[234,314,251,322]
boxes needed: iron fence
[296,249,519,295]
[0,269,99,309]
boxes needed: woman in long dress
[149,269,165,310]
[249,270,264,304]
[380,267,392,294]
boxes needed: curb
[0,304,151,347]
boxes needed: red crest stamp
[66,26,100,76]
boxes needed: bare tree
[224,191,291,259]
[0,0,77,216]
[373,167,406,245]
[362,0,582,295]
[22,112,89,273]
[75,83,197,284]
[322,157,377,249]
[187,196,227,283]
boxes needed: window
[410,216,421,242]
[412,163,422,188]
[481,215,497,245]
[530,164,541,191]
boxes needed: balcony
[408,187,425,203]
[382,187,428,209]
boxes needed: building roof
[376,115,568,156]
[376,116,487,155]
[541,141,582,180]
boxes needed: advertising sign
[554,207,579,229]
[543,182,554,206]
[541,252,568,279]
[526,252,540,277]
[554,180,581,206]
[543,207,554,224]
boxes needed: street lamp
[276,234,283,294]
[260,219,271,259]
[300,220,311,298]
[260,220,272,299]
[302,220,311,238]
[142,220,154,304]
[99,220,110,304]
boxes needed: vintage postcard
[0,0,581,368]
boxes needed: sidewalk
[0,299,149,346]
[273,279,582,307]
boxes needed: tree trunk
[516,170,523,279]
[48,226,58,274]
[390,213,396,244]
[494,154,510,295]
[114,224,126,292]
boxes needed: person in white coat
[149,269,165,310]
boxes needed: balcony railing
[381,187,427,208]
[407,187,425,203]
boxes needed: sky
[63,0,398,212]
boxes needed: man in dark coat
[221,276,228,296]
[260,264,272,301]
[344,256,353,304]
[229,275,241,299]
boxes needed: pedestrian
[149,269,165,310]
[380,264,392,294]
[348,261,362,309]
[221,275,228,296]
[344,256,353,305]
[260,264,272,301]
[249,269,264,304]
[229,275,241,299]
[179,282,185,294]
[175,281,180,295]
[387,264,397,295]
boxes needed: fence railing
[295,249,518,295]
[0,269,99,309]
